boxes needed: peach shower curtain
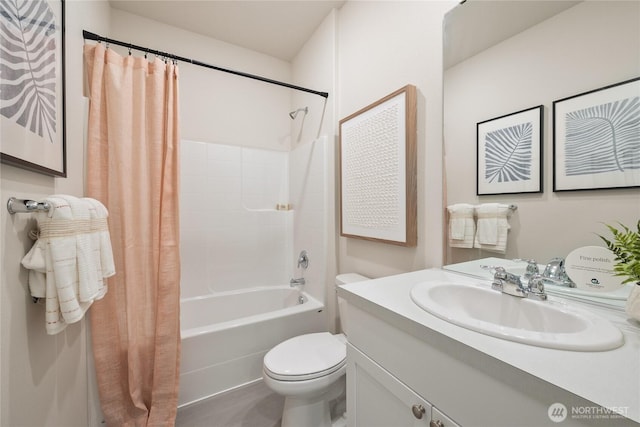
[84,43,181,426]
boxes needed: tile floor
[176,380,284,427]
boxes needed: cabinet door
[347,344,432,427]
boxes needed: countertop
[338,268,640,423]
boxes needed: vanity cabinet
[347,343,460,427]
[341,286,638,427]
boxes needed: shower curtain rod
[82,30,329,99]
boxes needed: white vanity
[338,268,640,427]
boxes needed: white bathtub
[178,286,325,407]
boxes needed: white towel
[447,204,475,248]
[474,203,512,253]
[21,195,115,334]
[87,198,115,279]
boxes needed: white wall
[110,8,293,151]
[444,1,640,264]
[0,1,110,425]
[291,10,338,330]
[291,10,337,146]
[336,1,456,279]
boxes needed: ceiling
[109,0,583,66]
[109,0,346,61]
[444,0,581,69]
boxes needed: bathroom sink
[410,282,624,351]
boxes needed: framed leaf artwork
[0,0,67,177]
[476,105,543,195]
[553,77,640,191]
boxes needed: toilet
[262,273,369,427]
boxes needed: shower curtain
[84,43,181,426]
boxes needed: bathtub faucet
[290,277,306,287]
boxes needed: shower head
[289,107,308,120]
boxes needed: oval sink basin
[410,282,624,351]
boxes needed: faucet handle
[297,250,309,270]
[480,264,503,274]
[513,258,540,278]
[526,275,548,300]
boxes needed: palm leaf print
[564,96,640,176]
[484,122,533,183]
[0,0,57,143]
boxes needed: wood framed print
[0,0,67,177]
[553,77,640,192]
[339,85,417,246]
[476,105,543,195]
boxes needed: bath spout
[290,277,306,287]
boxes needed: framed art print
[339,85,417,246]
[0,0,67,177]
[476,105,543,195]
[553,77,640,191]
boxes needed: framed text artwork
[476,105,544,195]
[0,0,67,177]
[553,77,640,191]
[339,85,417,246]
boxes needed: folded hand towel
[21,239,47,297]
[21,195,115,334]
[447,204,475,248]
[476,203,499,245]
[474,203,512,253]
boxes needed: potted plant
[599,220,640,321]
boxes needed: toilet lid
[264,332,346,381]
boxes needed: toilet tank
[335,273,370,335]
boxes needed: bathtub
[178,286,325,407]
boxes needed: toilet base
[280,376,345,427]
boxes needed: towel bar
[6,197,51,214]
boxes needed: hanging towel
[86,198,115,279]
[474,203,512,253]
[447,204,475,248]
[21,195,115,334]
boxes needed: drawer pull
[412,404,426,419]
[430,419,445,427]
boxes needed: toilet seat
[264,332,346,381]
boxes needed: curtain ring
[128,45,132,56]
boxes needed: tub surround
[338,268,640,426]
[179,287,324,407]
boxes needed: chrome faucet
[290,277,306,287]
[491,267,547,301]
[542,257,575,288]
[515,257,575,288]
